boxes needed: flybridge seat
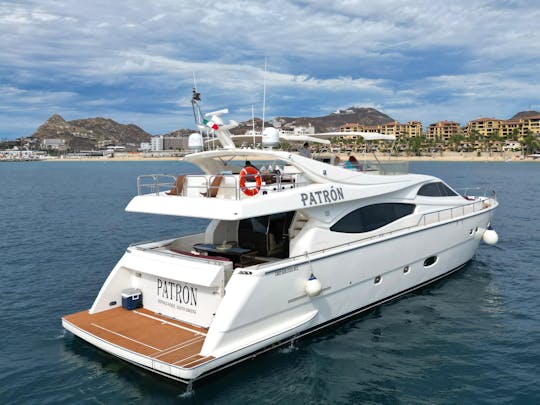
[138,171,304,200]
[200,175,224,198]
[166,175,186,196]
[167,174,226,198]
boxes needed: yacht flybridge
[62,92,499,385]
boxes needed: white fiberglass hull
[63,206,494,383]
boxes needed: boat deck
[63,307,214,369]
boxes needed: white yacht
[62,95,499,385]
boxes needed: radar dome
[262,127,280,148]
[188,133,203,152]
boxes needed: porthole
[374,275,382,284]
[403,265,410,274]
[424,256,438,267]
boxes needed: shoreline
[36,151,540,163]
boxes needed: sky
[1,0,539,140]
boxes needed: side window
[330,203,415,233]
[418,182,457,197]
[437,182,458,196]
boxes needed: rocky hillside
[510,110,540,120]
[275,107,394,132]
[159,128,194,137]
[230,118,267,135]
[230,107,394,134]
[30,106,394,149]
[31,114,151,150]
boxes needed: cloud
[0,0,539,138]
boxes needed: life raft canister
[239,166,262,196]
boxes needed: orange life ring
[239,166,262,196]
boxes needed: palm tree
[510,129,520,141]
[468,129,481,152]
[450,134,464,152]
[407,136,423,156]
[523,130,539,155]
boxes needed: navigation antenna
[191,74,214,149]
[252,104,256,147]
[191,82,203,126]
[262,57,267,135]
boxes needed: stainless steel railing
[137,174,178,195]
[259,194,498,273]
[136,173,306,199]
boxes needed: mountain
[31,106,394,149]
[159,128,194,137]
[510,110,540,120]
[275,107,395,132]
[31,114,151,150]
[229,107,395,135]
[230,118,266,135]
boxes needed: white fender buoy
[305,274,322,297]
[482,227,499,245]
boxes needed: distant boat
[62,89,499,387]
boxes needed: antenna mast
[262,58,267,134]
[191,74,203,126]
[252,104,256,148]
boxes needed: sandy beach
[43,150,539,163]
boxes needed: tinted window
[330,203,415,233]
[239,212,294,257]
[418,182,457,197]
[438,182,458,196]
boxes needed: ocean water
[0,160,538,404]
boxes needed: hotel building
[339,121,423,138]
[467,115,540,139]
[426,121,461,141]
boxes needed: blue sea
[0,160,538,404]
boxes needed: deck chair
[201,175,224,198]
[166,175,186,195]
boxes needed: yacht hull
[63,207,493,383]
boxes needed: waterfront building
[150,135,163,151]
[140,142,151,152]
[467,117,504,139]
[339,123,362,133]
[280,123,315,136]
[521,115,540,135]
[338,121,422,138]
[163,136,185,150]
[42,138,66,150]
[467,115,540,139]
[426,121,461,141]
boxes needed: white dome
[188,133,203,151]
[262,127,280,148]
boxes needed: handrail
[456,187,497,200]
[137,174,177,196]
[132,179,497,273]
[416,195,495,227]
[258,195,498,273]
[136,173,307,199]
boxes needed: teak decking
[63,307,214,369]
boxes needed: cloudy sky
[1,0,539,139]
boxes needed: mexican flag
[203,119,219,130]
